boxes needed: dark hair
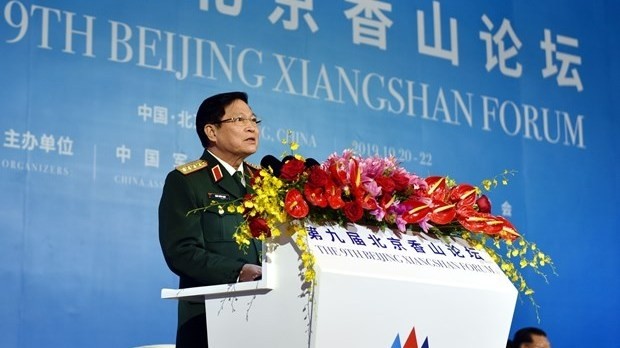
[195,91,248,148]
[513,327,547,347]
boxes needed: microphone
[281,155,296,164]
[260,155,283,177]
[305,158,320,168]
[283,155,320,169]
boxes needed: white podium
[162,223,518,348]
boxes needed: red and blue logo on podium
[391,326,430,348]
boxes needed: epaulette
[176,159,207,175]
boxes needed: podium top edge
[161,279,272,300]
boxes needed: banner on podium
[307,223,504,283]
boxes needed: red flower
[307,166,329,187]
[429,200,456,225]
[248,217,270,238]
[284,189,310,218]
[343,200,364,222]
[425,176,450,202]
[476,195,492,213]
[358,193,378,210]
[350,159,362,189]
[325,183,345,209]
[303,184,328,208]
[328,161,349,186]
[456,207,502,234]
[402,198,431,224]
[392,171,410,191]
[375,176,396,194]
[379,194,396,210]
[280,158,306,181]
[496,216,520,240]
[450,184,478,207]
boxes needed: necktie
[233,170,246,192]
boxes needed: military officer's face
[205,99,259,163]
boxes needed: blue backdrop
[1,0,618,347]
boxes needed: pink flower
[360,157,386,178]
[362,179,381,197]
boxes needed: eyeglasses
[214,115,261,126]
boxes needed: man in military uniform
[158,91,262,347]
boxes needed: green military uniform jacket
[158,149,261,346]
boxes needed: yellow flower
[482,179,492,191]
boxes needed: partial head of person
[513,327,550,348]
[195,91,260,167]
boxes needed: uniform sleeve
[158,170,245,286]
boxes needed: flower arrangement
[190,139,555,311]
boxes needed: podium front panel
[307,223,517,348]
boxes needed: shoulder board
[176,159,208,175]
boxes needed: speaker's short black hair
[513,327,547,347]
[195,91,248,148]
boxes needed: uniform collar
[207,150,244,176]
